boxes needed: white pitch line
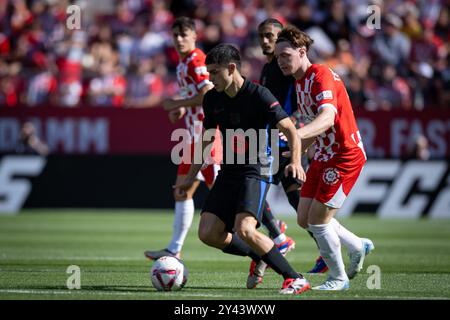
[0,289,222,298]
[0,256,246,262]
[0,256,141,261]
[0,289,141,296]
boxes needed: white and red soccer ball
[150,256,188,291]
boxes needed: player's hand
[173,177,195,197]
[168,107,186,123]
[284,162,306,185]
[279,131,288,142]
[163,98,179,111]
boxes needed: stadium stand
[0,0,448,110]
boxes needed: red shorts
[301,155,365,208]
[177,131,222,186]
[177,162,218,186]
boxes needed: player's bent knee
[198,223,220,246]
[198,226,214,245]
[235,224,255,242]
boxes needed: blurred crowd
[0,0,448,110]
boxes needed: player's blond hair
[276,25,314,51]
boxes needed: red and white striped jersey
[295,64,366,162]
[176,48,212,142]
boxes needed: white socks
[167,199,194,254]
[309,223,348,281]
[330,218,363,253]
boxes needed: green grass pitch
[0,209,449,300]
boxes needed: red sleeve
[149,75,163,96]
[310,66,338,115]
[112,76,126,107]
[187,53,211,91]
[49,76,57,93]
[113,76,126,94]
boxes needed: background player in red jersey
[144,17,217,260]
[275,25,374,291]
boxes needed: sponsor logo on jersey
[194,66,208,75]
[316,90,333,101]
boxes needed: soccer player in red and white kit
[144,17,217,260]
[275,26,374,290]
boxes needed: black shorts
[271,155,298,189]
[201,174,270,233]
[271,153,310,189]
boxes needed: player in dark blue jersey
[175,44,311,295]
[252,19,327,284]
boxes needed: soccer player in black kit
[175,44,311,294]
[249,19,327,286]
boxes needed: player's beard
[262,48,273,56]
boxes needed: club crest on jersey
[323,167,340,185]
[316,90,333,101]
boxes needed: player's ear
[228,63,236,75]
[299,47,306,58]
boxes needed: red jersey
[295,64,366,162]
[176,48,212,142]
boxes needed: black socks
[261,245,300,279]
[261,202,282,238]
[222,235,300,279]
[222,233,261,262]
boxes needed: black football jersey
[203,79,288,180]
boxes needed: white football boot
[313,277,350,291]
[144,248,180,261]
[347,238,375,279]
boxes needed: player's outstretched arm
[276,117,306,182]
[300,137,316,154]
[163,84,214,111]
[279,134,315,155]
[298,106,335,139]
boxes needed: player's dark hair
[205,44,241,71]
[258,18,283,31]
[276,25,314,51]
[172,16,196,32]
